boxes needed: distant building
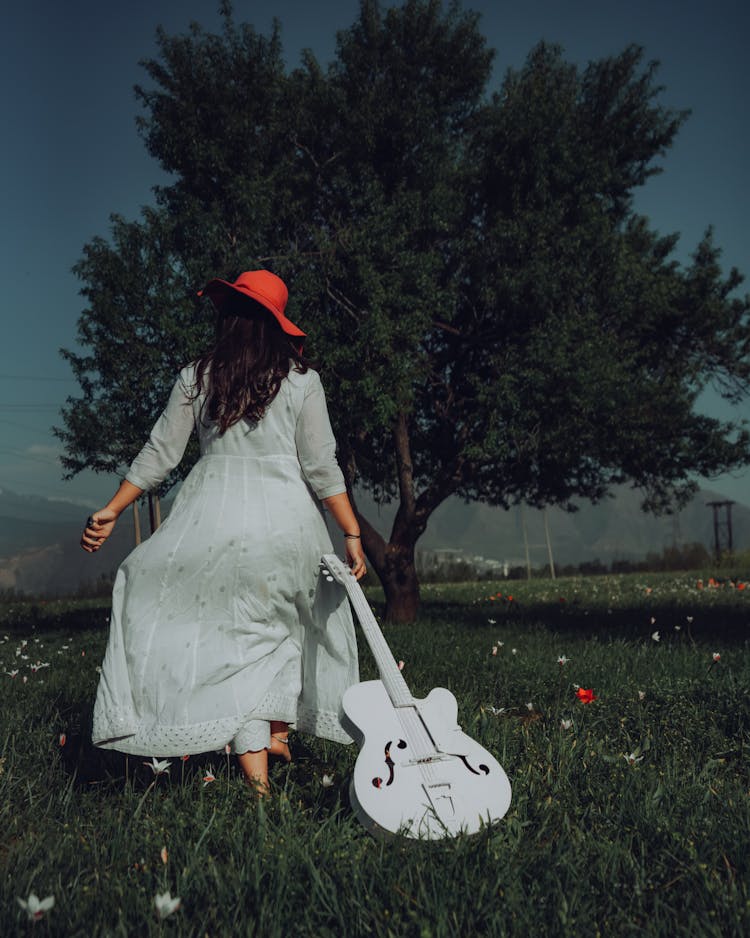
[416,548,520,579]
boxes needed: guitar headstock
[320,553,354,586]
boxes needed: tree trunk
[380,542,421,624]
[341,416,460,624]
[352,501,422,623]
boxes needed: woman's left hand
[346,538,367,580]
[81,508,118,553]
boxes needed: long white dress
[92,364,359,756]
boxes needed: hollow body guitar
[322,554,512,839]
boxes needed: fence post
[133,500,142,546]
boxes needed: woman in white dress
[81,269,365,794]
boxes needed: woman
[81,269,364,794]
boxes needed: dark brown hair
[194,295,307,434]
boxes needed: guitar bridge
[423,782,455,819]
[405,753,450,768]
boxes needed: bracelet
[344,533,361,540]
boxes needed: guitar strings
[348,584,440,783]
[326,560,441,785]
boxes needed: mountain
[0,484,747,596]
[410,485,750,570]
[0,489,142,595]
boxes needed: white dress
[92,364,359,756]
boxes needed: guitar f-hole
[458,754,491,776]
[371,739,407,789]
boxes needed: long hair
[194,295,308,434]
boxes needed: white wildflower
[17,893,55,922]
[154,891,181,919]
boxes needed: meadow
[1,571,748,937]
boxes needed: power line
[0,418,57,436]
[0,446,62,467]
[0,374,77,382]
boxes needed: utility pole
[519,505,556,579]
[520,505,532,580]
[706,500,734,561]
[543,509,556,580]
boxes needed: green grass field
[1,572,748,937]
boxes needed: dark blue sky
[2,0,748,508]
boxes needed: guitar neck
[337,570,414,709]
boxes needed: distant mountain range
[0,483,747,595]
[0,488,141,595]
[415,486,749,571]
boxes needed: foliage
[56,209,207,493]
[58,1,750,619]
[1,575,749,935]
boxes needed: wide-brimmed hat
[198,269,305,338]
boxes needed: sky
[1,0,748,511]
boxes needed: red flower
[575,688,596,704]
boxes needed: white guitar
[321,554,512,839]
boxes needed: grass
[1,571,749,936]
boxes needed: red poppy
[575,688,596,704]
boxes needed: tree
[56,208,206,493]
[59,1,750,621]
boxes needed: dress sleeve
[125,370,195,491]
[295,371,347,499]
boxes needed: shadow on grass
[0,602,111,635]
[415,595,750,644]
[55,696,329,797]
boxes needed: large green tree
[59,1,750,620]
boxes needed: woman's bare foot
[237,749,269,795]
[268,734,292,763]
[268,720,291,763]
[246,777,271,799]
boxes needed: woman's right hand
[81,508,118,553]
[346,538,367,580]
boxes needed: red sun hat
[198,269,306,338]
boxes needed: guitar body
[342,679,512,839]
[321,552,512,839]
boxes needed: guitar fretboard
[324,556,414,708]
